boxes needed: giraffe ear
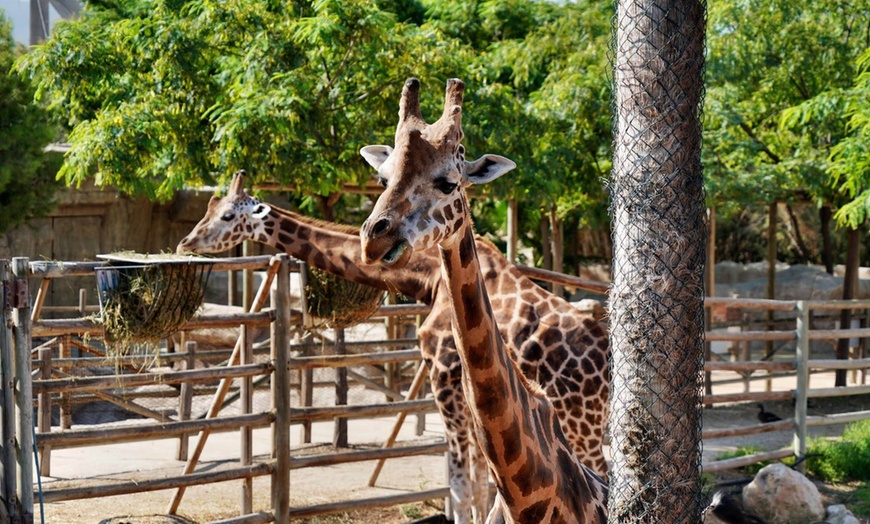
[360,145,393,170]
[465,154,516,185]
[251,203,271,219]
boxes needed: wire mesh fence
[609,0,707,522]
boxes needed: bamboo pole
[271,255,292,524]
[166,256,281,515]
[367,361,429,486]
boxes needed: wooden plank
[272,255,292,524]
[703,419,793,440]
[807,358,870,370]
[704,361,795,372]
[28,255,284,278]
[40,463,272,503]
[12,257,34,518]
[290,443,447,470]
[702,448,793,474]
[290,348,422,370]
[807,384,870,398]
[288,487,451,519]
[33,363,272,394]
[515,264,609,294]
[806,409,870,427]
[703,390,793,406]
[705,330,795,342]
[36,412,273,448]
[290,399,436,422]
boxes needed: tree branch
[738,121,782,164]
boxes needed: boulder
[742,463,825,524]
[825,504,860,524]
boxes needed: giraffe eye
[435,177,458,195]
[221,212,235,222]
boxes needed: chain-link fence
[609,1,707,522]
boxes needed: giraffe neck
[438,209,607,523]
[256,206,439,302]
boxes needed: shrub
[806,419,870,483]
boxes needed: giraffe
[358,77,608,523]
[177,175,609,524]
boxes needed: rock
[825,504,860,524]
[742,463,825,524]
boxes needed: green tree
[0,10,61,233]
[705,0,870,265]
[16,0,463,210]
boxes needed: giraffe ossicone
[360,78,608,524]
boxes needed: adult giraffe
[177,177,609,524]
[359,77,607,523]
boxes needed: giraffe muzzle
[360,216,412,268]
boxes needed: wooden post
[704,208,716,395]
[506,200,518,263]
[1,260,18,514]
[550,208,564,298]
[243,240,254,311]
[368,361,429,487]
[333,328,348,448]
[765,202,777,392]
[297,262,314,444]
[59,336,72,430]
[37,347,52,477]
[272,255,292,524]
[12,257,34,522]
[540,212,552,292]
[240,324,253,515]
[176,340,195,461]
[794,301,809,473]
[384,293,399,402]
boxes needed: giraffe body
[178,172,608,524]
[359,78,608,523]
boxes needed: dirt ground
[36,372,870,524]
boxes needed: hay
[304,267,384,329]
[96,254,213,352]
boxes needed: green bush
[806,419,870,483]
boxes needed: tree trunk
[835,225,861,386]
[539,212,552,291]
[610,1,706,522]
[820,205,834,275]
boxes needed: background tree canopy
[10,0,870,265]
[0,10,61,233]
[15,0,613,224]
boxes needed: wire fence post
[793,300,809,474]
[610,0,707,522]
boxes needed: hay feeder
[95,253,215,347]
[303,267,384,330]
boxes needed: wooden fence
[1,258,869,523]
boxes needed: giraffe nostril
[367,217,391,238]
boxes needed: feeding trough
[95,253,216,349]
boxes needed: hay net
[608,0,707,523]
[96,259,212,349]
[303,266,384,330]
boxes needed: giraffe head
[176,170,272,254]
[359,78,515,268]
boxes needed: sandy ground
[33,365,869,523]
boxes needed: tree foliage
[0,10,61,233]
[705,0,870,217]
[15,0,613,227]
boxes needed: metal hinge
[2,280,29,310]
